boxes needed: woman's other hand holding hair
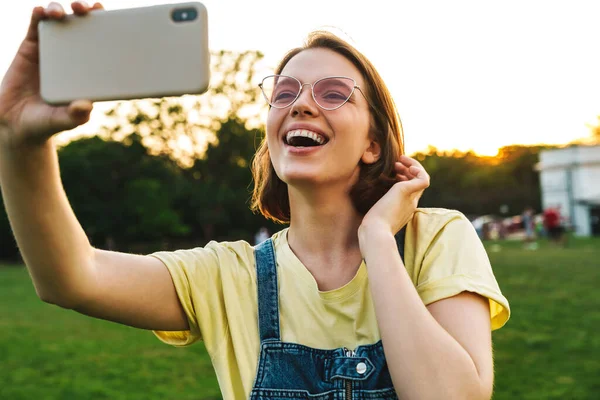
[358,155,430,253]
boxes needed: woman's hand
[0,2,103,148]
[358,155,430,245]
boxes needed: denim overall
[250,229,406,400]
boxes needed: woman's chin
[281,172,328,187]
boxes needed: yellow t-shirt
[150,208,510,400]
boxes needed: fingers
[46,100,92,134]
[25,2,68,43]
[42,1,101,20]
[394,162,413,179]
[395,156,428,178]
[71,1,91,15]
[399,154,425,170]
[72,1,104,14]
[393,156,430,192]
[26,1,103,41]
[44,2,67,19]
[409,165,428,180]
[50,100,93,132]
[394,162,422,181]
[25,7,47,42]
[69,100,93,119]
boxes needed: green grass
[1,237,599,399]
[0,267,220,400]
[487,237,600,399]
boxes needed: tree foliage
[59,115,276,252]
[417,145,551,217]
[99,50,266,167]
[58,134,190,249]
[1,139,552,260]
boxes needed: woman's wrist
[358,220,395,251]
[0,120,52,153]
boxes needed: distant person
[543,206,565,246]
[472,216,485,239]
[534,214,546,238]
[0,3,510,399]
[521,206,537,250]
[253,226,270,245]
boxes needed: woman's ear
[361,139,381,164]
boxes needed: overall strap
[395,226,407,261]
[254,239,281,342]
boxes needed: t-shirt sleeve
[415,212,510,330]
[148,242,228,349]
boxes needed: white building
[537,145,600,236]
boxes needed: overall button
[356,362,367,375]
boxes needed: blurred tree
[495,145,547,212]
[58,135,190,250]
[99,50,266,168]
[94,49,279,244]
[416,145,548,217]
[177,117,281,243]
[1,139,553,261]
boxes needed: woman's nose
[290,84,319,115]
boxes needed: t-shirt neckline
[273,228,367,303]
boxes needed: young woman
[0,2,510,399]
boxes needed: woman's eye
[322,91,347,100]
[274,91,296,101]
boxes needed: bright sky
[2,0,600,155]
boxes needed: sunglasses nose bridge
[299,82,313,95]
[294,82,316,105]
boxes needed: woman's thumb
[50,100,93,133]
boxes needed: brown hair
[251,31,404,223]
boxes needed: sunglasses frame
[259,74,367,111]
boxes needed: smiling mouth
[285,129,328,147]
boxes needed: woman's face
[266,48,379,190]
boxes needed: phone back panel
[38,2,210,104]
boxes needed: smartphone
[38,2,210,105]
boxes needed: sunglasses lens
[260,76,357,109]
[261,76,300,108]
[313,77,355,109]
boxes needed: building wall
[539,145,600,236]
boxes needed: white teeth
[286,129,326,145]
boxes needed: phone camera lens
[172,8,198,23]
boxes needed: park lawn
[1,236,599,400]
[0,267,220,400]
[488,237,600,400]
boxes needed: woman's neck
[286,185,365,290]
